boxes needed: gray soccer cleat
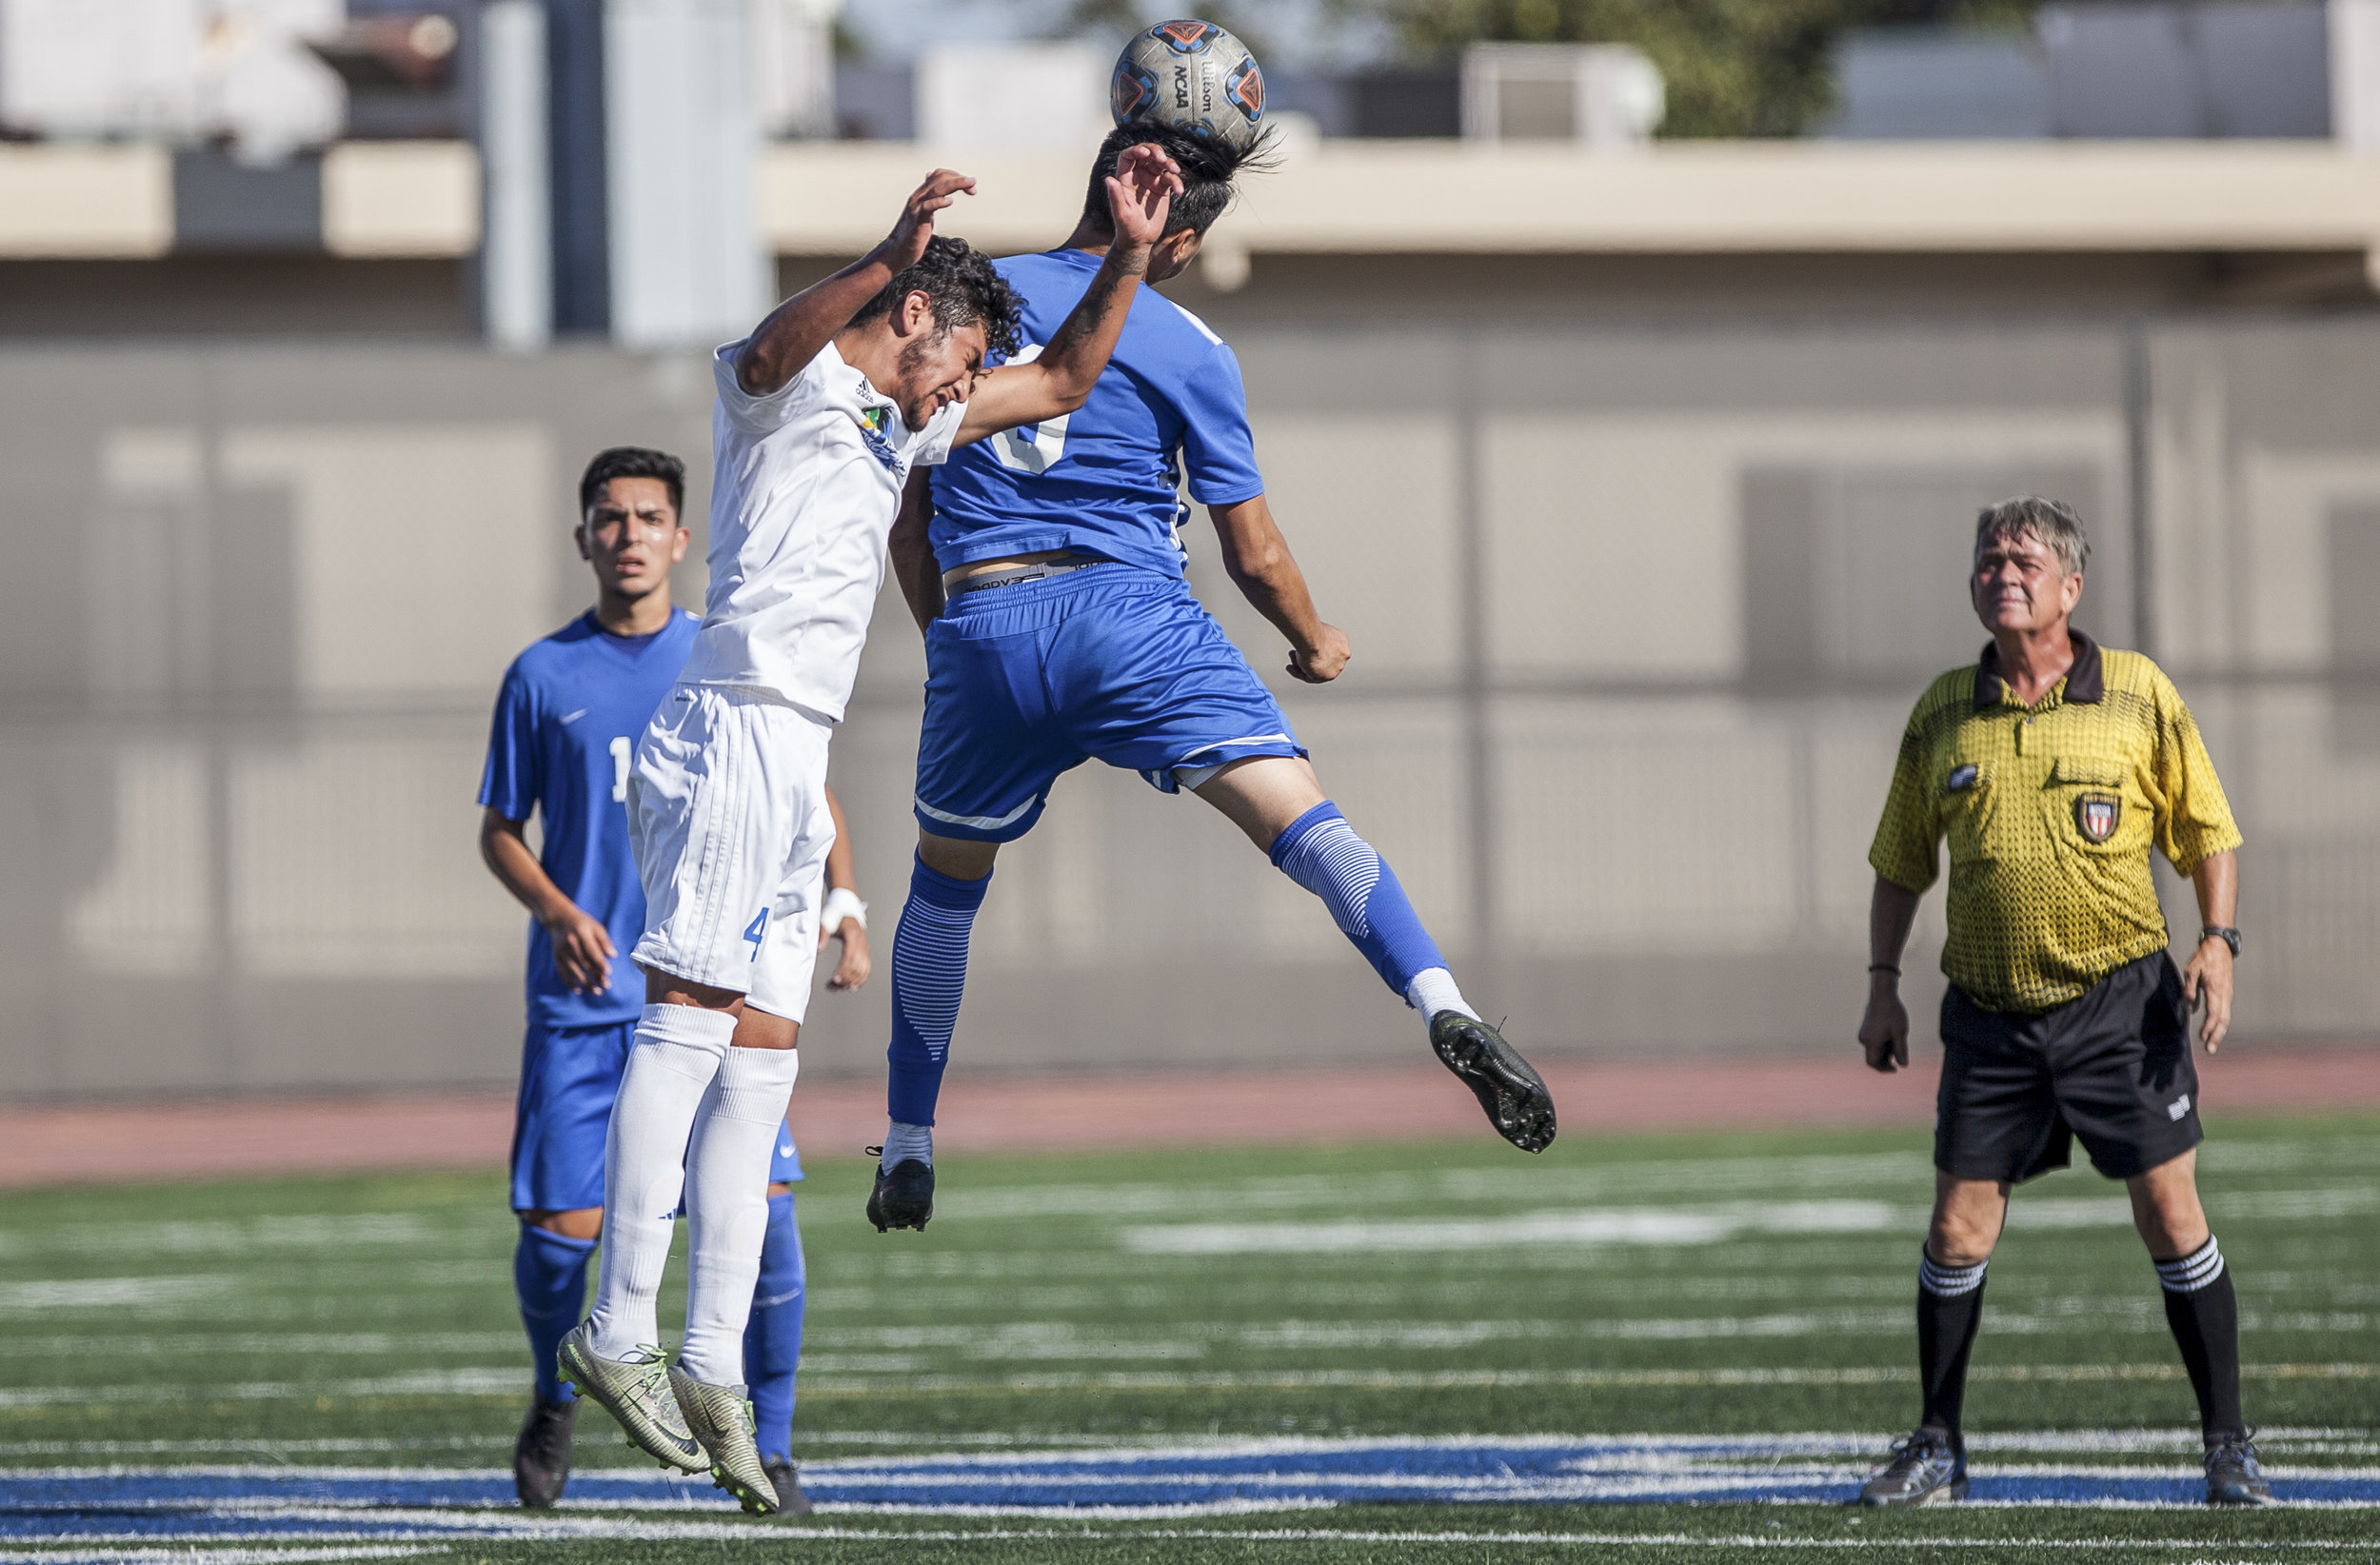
[669,1364,780,1515]
[1429,1013,1557,1153]
[2204,1431,2273,1506]
[555,1323,707,1474]
[1855,1429,1968,1507]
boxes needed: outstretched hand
[1105,143,1183,251]
[882,168,977,272]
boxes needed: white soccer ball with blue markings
[1110,20,1264,154]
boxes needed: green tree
[1353,0,2039,137]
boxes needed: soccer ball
[1110,20,1264,154]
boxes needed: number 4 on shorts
[744,909,768,961]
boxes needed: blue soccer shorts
[510,1019,802,1213]
[911,565,1307,843]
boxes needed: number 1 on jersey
[609,736,631,802]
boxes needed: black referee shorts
[1935,952,2203,1184]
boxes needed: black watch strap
[2200,924,2241,958]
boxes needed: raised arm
[890,469,945,636]
[480,806,615,993]
[1209,495,1350,683]
[954,144,1181,445]
[736,168,978,398]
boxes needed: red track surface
[3,1043,2372,1190]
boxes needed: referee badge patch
[1945,763,1979,792]
[2076,794,2120,842]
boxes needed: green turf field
[4,1114,2376,1562]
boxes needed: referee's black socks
[2155,1236,2245,1443]
[1915,1247,1989,1444]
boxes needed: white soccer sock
[585,1004,734,1359]
[676,1042,802,1386]
[1405,967,1478,1025]
[879,1120,934,1172]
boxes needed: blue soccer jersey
[478,609,699,1027]
[929,248,1265,579]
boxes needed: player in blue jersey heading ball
[478,447,870,1513]
[868,125,1557,1232]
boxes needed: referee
[1854,497,2266,1508]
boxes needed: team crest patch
[2075,794,2120,842]
[860,406,889,434]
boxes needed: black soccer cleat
[1429,1013,1556,1153]
[512,1394,578,1509]
[865,1150,935,1231]
[1856,1428,1968,1507]
[2204,1431,2273,1506]
[763,1457,816,1517]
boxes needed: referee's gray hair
[1974,496,2090,577]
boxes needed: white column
[2330,0,2380,149]
[605,0,773,349]
[480,0,552,352]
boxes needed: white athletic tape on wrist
[822,887,867,933]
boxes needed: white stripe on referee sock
[2154,1236,2225,1294]
[1918,1249,1987,1298]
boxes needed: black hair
[1081,122,1271,239]
[848,235,1024,359]
[579,446,684,518]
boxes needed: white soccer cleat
[669,1364,780,1515]
[555,1323,707,1474]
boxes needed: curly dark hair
[1080,122,1275,239]
[848,235,1023,359]
[578,446,684,517]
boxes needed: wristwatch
[2200,925,2241,959]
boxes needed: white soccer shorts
[627,684,834,1023]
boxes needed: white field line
[13,1336,519,1358]
[14,1433,2380,1483]
[0,1541,445,1551]
[1118,1188,2380,1255]
[0,1216,453,1259]
[0,1371,522,1410]
[933,1138,2380,1222]
[11,1525,2380,1549]
[10,1361,2370,1409]
[0,1278,231,1311]
[792,1361,2380,1397]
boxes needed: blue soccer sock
[886,855,992,1127]
[1270,802,1459,1004]
[513,1222,596,1405]
[743,1191,805,1463]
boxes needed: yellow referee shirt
[1869,631,2241,1015]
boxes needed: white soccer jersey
[677,339,965,722]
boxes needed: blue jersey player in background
[478,447,871,1513]
[867,125,1557,1234]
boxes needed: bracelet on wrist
[1868,963,1900,977]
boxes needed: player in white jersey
[557,149,1183,1514]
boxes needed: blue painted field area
[4,1434,2377,1550]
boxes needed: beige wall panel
[1244,412,1461,680]
[1481,410,2121,679]
[222,425,553,699]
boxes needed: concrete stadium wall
[0,314,2373,1099]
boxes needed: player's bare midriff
[942,548,1093,589]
